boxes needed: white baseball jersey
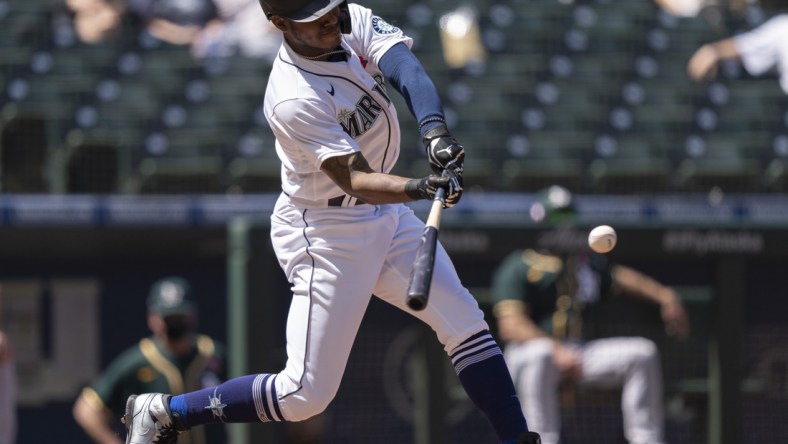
[734,14,788,93]
[264,4,412,207]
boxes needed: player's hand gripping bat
[405,186,446,311]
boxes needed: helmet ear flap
[339,1,351,34]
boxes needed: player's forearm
[322,152,432,204]
[612,265,677,306]
[348,171,418,204]
[73,395,123,444]
[688,38,741,81]
[147,19,202,45]
[706,38,741,61]
[493,301,548,343]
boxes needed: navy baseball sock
[169,373,284,426]
[451,331,528,441]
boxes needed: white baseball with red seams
[588,225,617,253]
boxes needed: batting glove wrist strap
[405,178,431,201]
[422,123,465,174]
[405,172,464,208]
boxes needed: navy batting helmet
[260,0,345,21]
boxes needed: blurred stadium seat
[0,112,48,192]
[674,132,762,192]
[589,133,673,194]
[65,138,119,194]
[137,156,226,194]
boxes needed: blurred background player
[687,9,788,94]
[0,286,17,444]
[491,185,690,444]
[72,276,227,444]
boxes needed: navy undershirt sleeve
[378,42,445,136]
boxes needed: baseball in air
[588,225,617,253]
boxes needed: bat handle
[426,187,445,228]
[435,185,447,202]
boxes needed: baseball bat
[406,186,446,311]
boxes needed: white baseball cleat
[123,393,183,444]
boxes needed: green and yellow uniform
[80,335,226,444]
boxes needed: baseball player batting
[122,2,541,444]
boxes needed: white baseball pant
[504,337,665,444]
[268,195,489,421]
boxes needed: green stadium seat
[0,112,49,192]
[588,134,672,194]
[498,129,592,192]
[630,103,695,134]
[674,135,762,192]
[133,49,199,95]
[227,157,282,194]
[156,126,240,158]
[92,80,162,129]
[137,156,226,194]
[500,156,586,193]
[64,139,120,194]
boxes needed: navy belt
[327,195,366,207]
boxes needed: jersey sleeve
[734,15,788,76]
[268,97,358,170]
[345,4,413,67]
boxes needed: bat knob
[407,296,427,311]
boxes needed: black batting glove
[422,123,465,174]
[404,170,463,208]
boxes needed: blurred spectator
[63,0,126,44]
[62,0,280,61]
[190,0,281,61]
[72,277,227,443]
[655,0,712,17]
[125,0,220,46]
[688,13,788,93]
[655,0,750,18]
[0,287,16,444]
[491,186,690,444]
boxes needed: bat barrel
[405,182,449,311]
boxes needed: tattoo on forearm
[350,153,374,173]
[321,153,374,189]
